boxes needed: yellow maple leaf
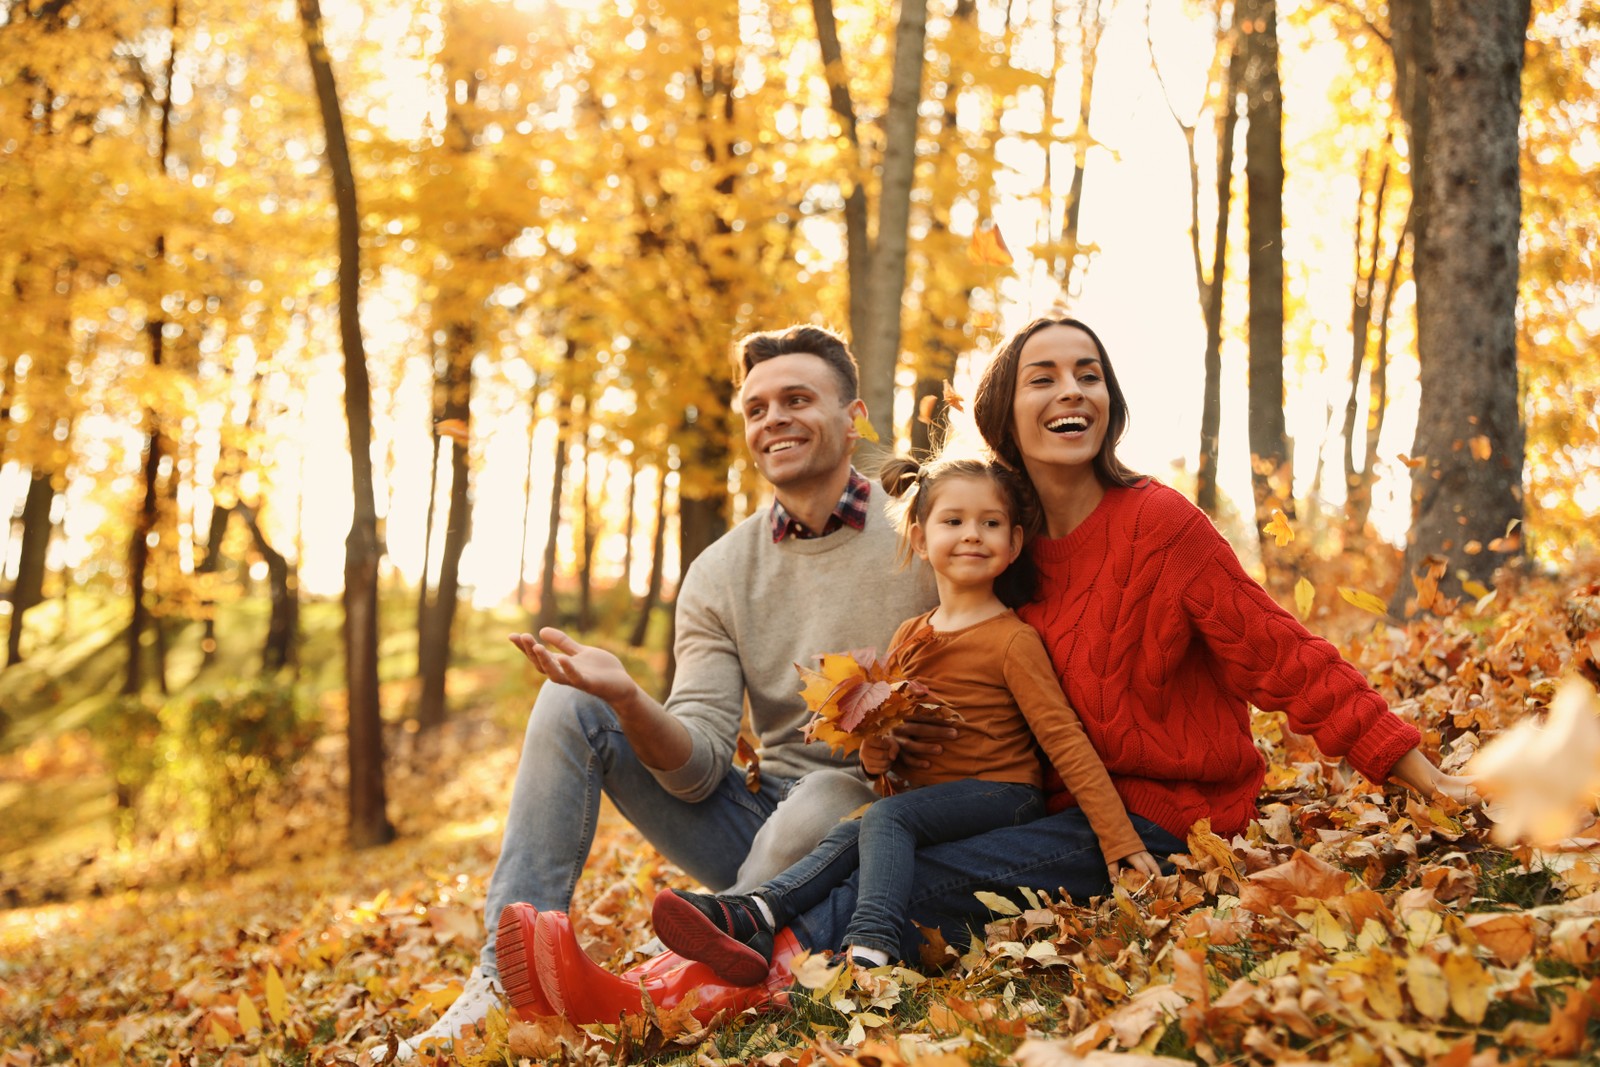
[1263,508,1294,547]
[1294,577,1315,620]
[1339,586,1389,617]
[852,414,879,444]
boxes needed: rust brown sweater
[885,609,1145,864]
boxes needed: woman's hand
[860,734,901,777]
[1107,850,1163,884]
[1390,747,1484,807]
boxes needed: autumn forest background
[3,0,1600,1062]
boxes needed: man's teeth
[1047,416,1089,432]
[768,441,798,453]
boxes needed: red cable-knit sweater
[1018,480,1421,841]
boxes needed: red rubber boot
[530,909,799,1025]
[494,902,558,1020]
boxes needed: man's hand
[510,628,643,707]
[860,734,900,777]
[1108,850,1163,884]
[888,714,959,771]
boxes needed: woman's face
[1009,325,1111,478]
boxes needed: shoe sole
[495,903,555,1019]
[650,893,770,986]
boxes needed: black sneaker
[651,890,775,986]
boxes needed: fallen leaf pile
[4,556,1600,1064]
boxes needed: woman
[500,316,1478,1024]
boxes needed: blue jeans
[788,806,1188,959]
[762,779,1044,958]
[479,683,876,972]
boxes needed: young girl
[649,456,1161,983]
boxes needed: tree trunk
[629,465,670,649]
[416,424,441,623]
[1194,44,1238,517]
[198,498,231,664]
[537,347,575,632]
[417,322,473,730]
[298,0,392,849]
[577,409,597,632]
[125,0,181,696]
[1238,0,1291,556]
[5,471,54,666]
[810,0,927,441]
[236,501,298,672]
[1392,0,1529,614]
[516,383,542,609]
[810,0,871,355]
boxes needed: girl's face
[909,476,1023,592]
[1009,325,1111,478]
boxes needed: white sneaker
[385,965,503,1062]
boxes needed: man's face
[739,352,864,493]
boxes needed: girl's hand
[860,734,901,777]
[1107,850,1162,884]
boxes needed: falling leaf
[1397,452,1427,469]
[1461,579,1492,600]
[942,380,964,412]
[967,222,1012,267]
[1469,435,1492,461]
[1294,577,1315,620]
[435,418,469,444]
[1339,586,1390,617]
[1263,509,1294,547]
[1469,676,1600,845]
[852,415,879,444]
[916,393,937,426]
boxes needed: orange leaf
[967,222,1012,267]
[1469,434,1492,461]
[942,380,965,412]
[435,418,469,444]
[1263,508,1294,547]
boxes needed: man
[394,325,938,1057]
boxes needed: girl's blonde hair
[876,455,1038,607]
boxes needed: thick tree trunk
[5,471,54,666]
[629,466,670,649]
[299,0,392,848]
[417,323,473,730]
[1238,0,1291,558]
[1392,0,1529,614]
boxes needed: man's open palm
[510,628,637,706]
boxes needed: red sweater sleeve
[1002,629,1147,864]
[1175,522,1420,785]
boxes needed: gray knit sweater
[650,486,938,801]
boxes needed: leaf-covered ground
[4,557,1600,1066]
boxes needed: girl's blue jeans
[761,778,1045,958]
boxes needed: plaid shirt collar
[769,468,872,542]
